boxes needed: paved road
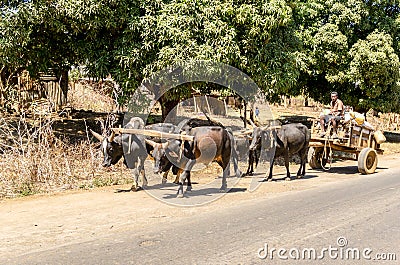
[4,163,400,264]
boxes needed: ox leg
[228,134,242,178]
[139,158,147,187]
[140,169,147,187]
[266,158,274,182]
[130,167,141,191]
[172,166,181,184]
[177,160,195,198]
[217,161,228,192]
[297,147,308,178]
[172,167,183,184]
[173,174,180,184]
[177,171,191,197]
[231,150,243,178]
[246,151,254,176]
[162,171,168,185]
[186,172,192,192]
[284,151,291,181]
[177,172,186,198]
[255,148,260,168]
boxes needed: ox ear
[145,139,157,147]
[167,151,179,158]
[90,129,104,141]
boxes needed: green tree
[119,0,300,117]
[0,0,140,108]
[293,0,400,112]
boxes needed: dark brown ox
[149,126,233,198]
[249,123,310,181]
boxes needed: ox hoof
[247,172,253,176]
[186,186,192,192]
[297,175,303,179]
[176,193,184,198]
[161,179,167,185]
[131,186,142,192]
[285,177,292,181]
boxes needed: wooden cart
[308,119,384,174]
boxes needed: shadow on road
[261,172,319,182]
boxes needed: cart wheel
[308,147,320,169]
[308,147,324,169]
[358,148,378,174]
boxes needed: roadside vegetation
[1,1,400,198]
[0,85,133,198]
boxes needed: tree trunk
[47,70,68,111]
[160,95,180,122]
[243,100,247,128]
[59,70,68,107]
[304,96,309,107]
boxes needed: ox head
[145,140,169,174]
[249,127,263,151]
[146,139,181,174]
[249,125,280,151]
[90,130,123,167]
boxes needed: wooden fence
[1,70,67,113]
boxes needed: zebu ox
[147,124,235,198]
[249,123,310,181]
[90,117,148,191]
[179,117,242,178]
[144,123,181,184]
[91,119,185,189]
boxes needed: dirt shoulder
[1,152,399,260]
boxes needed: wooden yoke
[111,128,195,141]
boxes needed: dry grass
[2,85,400,199]
[380,142,400,155]
[0,115,131,198]
[68,81,115,112]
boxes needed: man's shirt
[331,99,344,116]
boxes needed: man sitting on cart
[319,91,344,138]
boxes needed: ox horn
[90,129,104,141]
[161,141,169,149]
[248,119,256,128]
[269,125,281,130]
[108,131,116,142]
[242,129,254,135]
[261,125,281,130]
[145,139,157,147]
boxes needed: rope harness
[321,121,333,170]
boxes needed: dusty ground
[1,152,399,260]
[1,92,400,260]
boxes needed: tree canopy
[294,0,400,112]
[1,0,400,113]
